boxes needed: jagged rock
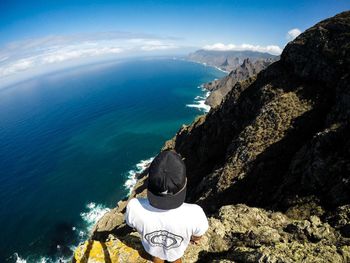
[73,234,151,263]
[284,198,325,220]
[204,58,276,107]
[220,58,229,67]
[197,205,349,263]
[187,49,277,72]
[326,205,350,238]
[92,209,123,234]
[75,204,350,263]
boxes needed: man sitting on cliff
[125,150,209,263]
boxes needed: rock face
[75,203,350,263]
[73,11,350,262]
[164,11,350,212]
[204,58,275,107]
[73,235,150,263]
[198,204,349,263]
[187,49,278,72]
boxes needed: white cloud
[0,32,179,80]
[286,28,301,41]
[202,43,282,55]
[140,40,178,51]
[40,45,123,64]
[0,58,35,76]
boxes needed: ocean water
[0,58,226,262]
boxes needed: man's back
[125,198,208,262]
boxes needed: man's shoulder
[181,203,205,215]
[126,198,147,211]
[125,198,148,228]
[127,197,138,207]
[182,202,202,209]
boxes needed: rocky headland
[73,11,350,263]
[187,49,278,72]
[203,58,275,108]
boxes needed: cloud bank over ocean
[202,28,306,56]
[202,43,282,55]
[0,32,180,87]
[0,27,299,88]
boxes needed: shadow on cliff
[72,240,93,263]
[178,61,341,214]
[71,240,114,263]
[197,112,350,215]
[196,104,332,213]
[91,224,152,261]
[196,250,237,263]
[101,242,112,263]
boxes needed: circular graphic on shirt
[145,230,184,250]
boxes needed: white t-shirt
[125,198,209,261]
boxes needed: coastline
[70,71,217,262]
[185,85,211,113]
[177,57,230,74]
[124,157,155,195]
[123,65,224,194]
[72,60,224,261]
[176,57,230,113]
[9,58,224,263]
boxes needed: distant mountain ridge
[187,49,278,71]
[204,57,275,107]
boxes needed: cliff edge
[203,58,276,108]
[73,11,350,263]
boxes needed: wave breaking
[186,85,211,113]
[124,157,154,195]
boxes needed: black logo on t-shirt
[145,230,184,250]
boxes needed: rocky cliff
[204,58,275,107]
[187,50,277,72]
[73,11,350,262]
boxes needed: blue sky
[0,0,349,87]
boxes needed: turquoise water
[0,58,225,262]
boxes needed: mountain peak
[282,10,350,86]
[188,49,278,71]
[220,58,229,67]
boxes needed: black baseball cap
[147,150,187,210]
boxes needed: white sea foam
[214,66,230,73]
[14,253,52,263]
[13,158,152,263]
[14,253,27,263]
[186,101,211,113]
[185,59,230,75]
[124,157,154,195]
[38,257,50,263]
[186,90,211,113]
[80,202,110,232]
[14,202,110,263]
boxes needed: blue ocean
[0,58,225,262]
